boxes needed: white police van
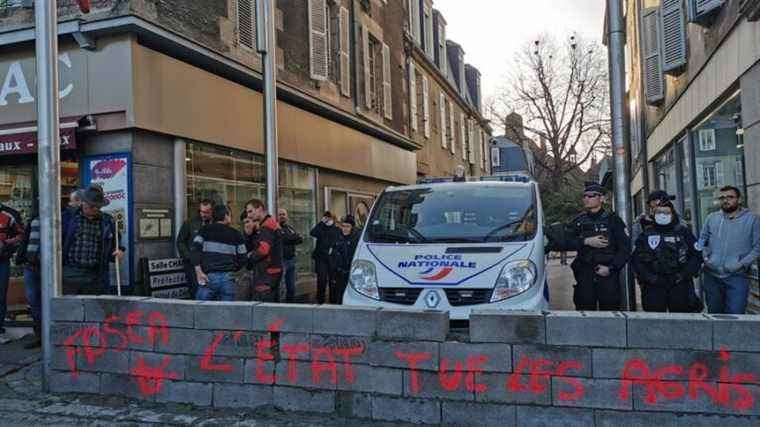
[343,174,548,320]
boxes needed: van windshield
[366,185,537,244]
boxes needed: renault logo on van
[424,290,441,308]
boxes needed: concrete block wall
[50,297,760,425]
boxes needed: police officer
[632,201,702,312]
[631,190,675,244]
[566,183,631,311]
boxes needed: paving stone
[513,344,591,377]
[626,312,712,350]
[335,391,372,419]
[709,314,760,352]
[552,378,631,410]
[252,303,315,333]
[194,301,256,331]
[403,369,475,400]
[372,395,441,424]
[443,401,517,427]
[51,297,85,322]
[369,341,439,371]
[440,342,512,372]
[546,311,627,348]
[212,383,272,409]
[470,310,546,344]
[312,305,379,337]
[475,373,551,405]
[49,371,99,394]
[517,406,594,427]
[129,351,186,381]
[273,386,335,413]
[155,380,213,406]
[376,308,448,342]
[186,356,244,383]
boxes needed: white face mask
[654,213,672,226]
[326,220,334,226]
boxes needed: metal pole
[606,0,633,311]
[258,0,279,215]
[173,138,187,256]
[35,0,62,392]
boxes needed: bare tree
[487,34,610,192]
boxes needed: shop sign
[84,153,133,288]
[0,126,76,156]
[138,257,190,299]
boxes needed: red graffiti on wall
[620,348,757,410]
[59,314,760,410]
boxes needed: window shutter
[688,0,725,22]
[362,25,371,110]
[642,8,665,104]
[409,62,417,132]
[481,131,488,170]
[424,6,434,57]
[460,113,466,160]
[422,75,430,138]
[438,21,447,77]
[309,0,329,81]
[339,7,351,97]
[410,0,421,44]
[449,103,455,154]
[660,0,687,73]
[716,161,725,187]
[467,120,474,164]
[237,0,256,50]
[382,43,392,120]
[439,93,447,147]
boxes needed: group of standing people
[560,182,760,315]
[176,199,360,304]
[1,183,124,347]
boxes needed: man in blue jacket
[699,186,760,314]
[62,184,124,295]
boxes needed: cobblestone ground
[0,335,409,427]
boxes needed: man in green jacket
[177,199,214,298]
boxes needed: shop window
[691,94,745,226]
[653,147,677,198]
[186,143,317,286]
[698,129,716,151]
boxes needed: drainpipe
[607,0,634,311]
[173,138,187,256]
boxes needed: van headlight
[350,260,380,300]
[491,260,537,302]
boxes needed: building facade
[406,0,491,179]
[623,0,760,308]
[0,0,490,299]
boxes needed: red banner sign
[0,127,77,156]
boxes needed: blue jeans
[24,266,41,328]
[283,258,297,303]
[195,272,236,301]
[0,260,9,330]
[702,272,749,314]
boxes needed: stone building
[0,0,490,298]
[617,0,760,308]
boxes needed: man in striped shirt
[17,212,41,348]
[191,205,247,301]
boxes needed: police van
[343,173,548,320]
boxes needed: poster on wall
[83,153,133,290]
[348,194,376,229]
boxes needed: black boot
[24,325,42,349]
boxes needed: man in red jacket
[244,199,283,302]
[1,202,24,342]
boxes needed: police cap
[583,182,604,195]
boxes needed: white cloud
[434,0,606,99]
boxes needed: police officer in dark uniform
[566,183,631,311]
[632,200,702,312]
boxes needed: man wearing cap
[310,211,341,304]
[565,183,631,311]
[61,184,125,295]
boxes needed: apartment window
[237,0,257,51]
[368,38,379,113]
[701,163,718,188]
[423,5,434,57]
[698,128,716,151]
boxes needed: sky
[434,0,607,101]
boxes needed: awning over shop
[0,119,79,156]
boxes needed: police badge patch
[648,235,661,250]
